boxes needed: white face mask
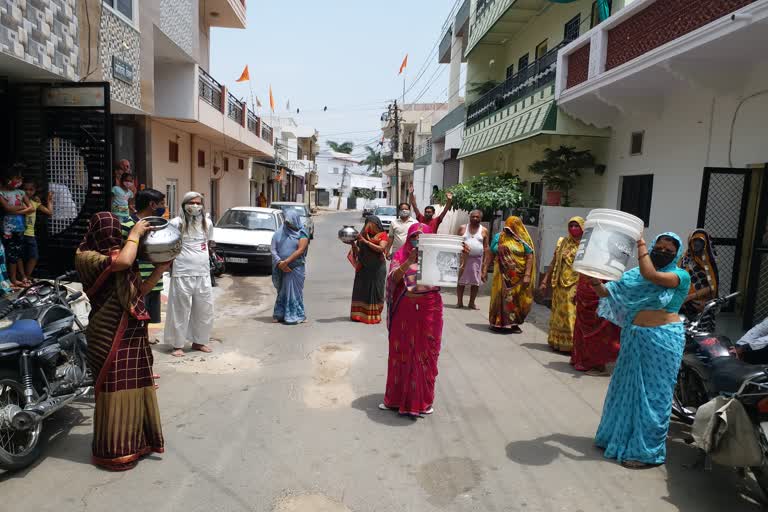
[185,204,203,217]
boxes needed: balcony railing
[199,68,223,111]
[466,41,565,127]
[227,92,244,124]
[382,143,415,165]
[261,123,273,144]
[415,139,432,159]
[247,110,259,135]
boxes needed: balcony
[556,0,767,128]
[199,68,224,111]
[203,0,247,29]
[414,139,433,167]
[261,124,273,145]
[466,0,547,56]
[466,41,563,127]
[227,92,244,125]
[382,143,415,177]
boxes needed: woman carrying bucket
[540,217,584,352]
[486,216,535,333]
[589,233,690,468]
[380,223,443,417]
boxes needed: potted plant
[447,172,525,222]
[529,146,596,207]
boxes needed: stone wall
[99,7,140,108]
[160,0,194,57]
[0,0,79,80]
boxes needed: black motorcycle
[0,272,91,471]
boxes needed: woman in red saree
[570,275,621,374]
[74,212,169,470]
[379,223,443,417]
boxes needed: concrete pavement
[0,211,764,511]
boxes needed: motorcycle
[0,271,92,471]
[210,248,225,287]
[672,292,768,496]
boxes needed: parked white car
[373,205,398,231]
[212,207,284,269]
[270,202,314,239]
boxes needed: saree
[570,275,621,371]
[679,229,719,331]
[271,209,309,324]
[489,216,535,330]
[74,213,163,470]
[547,216,584,352]
[350,216,388,324]
[595,232,691,465]
[384,223,443,415]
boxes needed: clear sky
[210,0,463,160]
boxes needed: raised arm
[437,192,453,223]
[113,220,149,270]
[408,184,422,220]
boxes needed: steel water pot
[138,216,182,263]
[338,225,359,244]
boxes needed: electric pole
[392,99,401,206]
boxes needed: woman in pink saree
[379,223,444,417]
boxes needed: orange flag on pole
[236,65,250,82]
[269,85,275,112]
[398,54,408,75]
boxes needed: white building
[556,0,768,329]
[315,150,386,209]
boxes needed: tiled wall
[566,43,590,89]
[0,0,79,80]
[99,7,140,108]
[160,0,194,57]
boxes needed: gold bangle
[126,239,139,245]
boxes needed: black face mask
[692,239,705,255]
[650,250,676,269]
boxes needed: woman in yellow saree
[541,216,584,352]
[486,216,535,333]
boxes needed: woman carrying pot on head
[165,192,215,357]
[590,233,690,469]
[540,217,584,353]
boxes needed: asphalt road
[1,211,765,511]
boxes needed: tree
[352,187,377,200]
[448,172,526,221]
[326,140,354,154]
[360,145,383,176]
[529,146,595,207]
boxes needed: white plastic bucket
[417,234,464,287]
[573,209,644,281]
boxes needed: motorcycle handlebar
[56,270,79,282]
[66,291,83,303]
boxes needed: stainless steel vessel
[338,225,359,244]
[138,217,182,263]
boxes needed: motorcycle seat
[0,319,45,351]
[711,357,768,394]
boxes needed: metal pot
[138,217,182,263]
[338,225,359,244]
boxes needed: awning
[458,99,556,159]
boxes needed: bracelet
[639,252,650,259]
[126,239,139,245]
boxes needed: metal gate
[745,167,768,329]
[697,168,750,309]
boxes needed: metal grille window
[620,174,654,227]
[47,138,88,236]
[518,54,529,71]
[166,179,178,218]
[536,40,549,60]
[104,0,133,21]
[564,15,581,42]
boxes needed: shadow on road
[464,323,510,335]
[506,434,603,466]
[543,360,590,379]
[519,342,554,353]
[351,394,417,427]
[315,316,352,324]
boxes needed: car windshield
[375,206,397,217]
[216,210,277,231]
[275,204,308,217]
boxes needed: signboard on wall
[43,86,107,108]
[112,56,135,85]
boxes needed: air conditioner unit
[393,151,403,160]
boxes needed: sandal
[171,349,185,357]
[378,403,397,411]
[510,326,523,334]
[621,460,651,469]
[422,406,434,415]
[191,343,212,353]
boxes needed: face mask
[650,250,676,269]
[692,239,705,255]
[424,212,434,220]
[569,226,583,239]
[154,206,166,217]
[185,204,203,217]
[410,239,419,248]
[399,210,410,219]
[9,180,22,189]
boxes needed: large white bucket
[573,209,644,281]
[417,234,464,288]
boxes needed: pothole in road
[416,456,483,507]
[303,343,360,409]
[160,350,260,375]
[273,494,352,512]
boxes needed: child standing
[111,172,135,223]
[0,170,34,287]
[22,180,53,279]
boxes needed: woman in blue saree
[589,232,690,469]
[271,209,309,324]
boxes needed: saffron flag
[269,85,275,112]
[236,65,249,82]
[399,54,408,75]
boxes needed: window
[530,182,544,205]
[223,157,229,172]
[506,64,515,79]
[238,159,245,170]
[332,167,340,174]
[630,131,644,155]
[168,141,179,163]
[591,0,613,28]
[197,150,205,167]
[518,54,529,71]
[620,175,654,226]
[535,39,549,60]
[166,179,178,218]
[564,15,581,42]
[216,210,278,231]
[103,0,133,22]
